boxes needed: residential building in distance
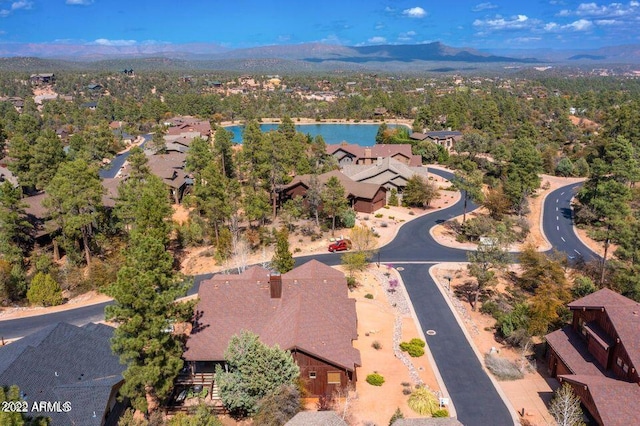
[0,322,126,426]
[341,156,429,199]
[183,260,361,398]
[410,130,462,152]
[281,169,387,213]
[545,288,640,426]
[326,143,422,167]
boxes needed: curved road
[1,169,593,426]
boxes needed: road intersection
[0,169,598,425]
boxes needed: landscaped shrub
[399,339,425,357]
[375,213,383,218]
[346,276,358,290]
[409,338,425,347]
[371,340,382,350]
[366,373,385,386]
[407,388,438,415]
[364,293,374,299]
[388,189,399,207]
[432,409,449,418]
[484,353,524,380]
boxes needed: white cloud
[473,14,537,31]
[0,1,32,17]
[402,7,427,18]
[66,0,94,4]
[560,1,639,17]
[368,36,387,43]
[595,18,617,25]
[545,19,594,31]
[93,38,138,46]
[374,22,385,30]
[472,2,498,12]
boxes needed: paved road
[2,169,593,425]
[399,264,513,426]
[542,183,599,263]
[99,135,150,179]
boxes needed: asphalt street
[0,169,593,425]
[399,264,514,426]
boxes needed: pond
[225,123,403,146]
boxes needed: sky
[0,0,639,51]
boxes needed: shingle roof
[326,143,421,167]
[285,169,385,201]
[545,326,606,376]
[559,375,640,426]
[184,260,361,372]
[341,157,428,187]
[0,322,125,426]
[568,288,640,373]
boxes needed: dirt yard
[431,264,558,426]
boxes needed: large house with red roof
[183,260,361,397]
[545,288,640,425]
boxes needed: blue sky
[0,0,639,50]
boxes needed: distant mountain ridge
[1,41,639,72]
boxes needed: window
[327,372,341,384]
[623,364,629,373]
[617,357,624,368]
[309,371,317,379]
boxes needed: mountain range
[1,41,639,72]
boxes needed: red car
[328,239,352,252]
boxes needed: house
[0,322,127,426]
[120,151,191,204]
[545,288,640,425]
[183,260,361,397]
[0,165,18,188]
[82,102,98,111]
[326,143,421,167]
[410,131,462,152]
[341,156,429,200]
[29,73,55,84]
[281,169,387,214]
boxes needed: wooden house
[326,143,421,167]
[183,260,361,398]
[410,131,462,152]
[281,169,387,214]
[545,288,640,425]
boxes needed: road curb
[427,263,520,426]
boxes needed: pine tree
[271,227,294,273]
[322,176,348,235]
[106,176,194,414]
[0,181,32,264]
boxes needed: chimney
[364,148,372,158]
[270,273,282,299]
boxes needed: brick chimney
[269,273,282,299]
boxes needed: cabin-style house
[545,288,640,425]
[326,143,421,167]
[182,260,361,398]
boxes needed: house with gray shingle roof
[341,156,429,200]
[0,322,126,426]
[545,288,640,426]
[184,260,361,398]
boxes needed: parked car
[328,239,352,252]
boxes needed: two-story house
[545,288,640,425]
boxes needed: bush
[432,409,449,418]
[380,222,388,228]
[364,293,374,299]
[388,189,399,207]
[371,340,382,350]
[346,276,358,290]
[254,383,301,426]
[409,338,425,347]
[375,213,383,218]
[27,272,63,307]
[407,388,438,415]
[366,373,385,386]
[340,208,356,228]
[399,339,425,357]
[484,353,524,380]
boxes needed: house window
[623,364,629,373]
[617,357,624,368]
[309,371,317,379]
[327,372,341,384]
